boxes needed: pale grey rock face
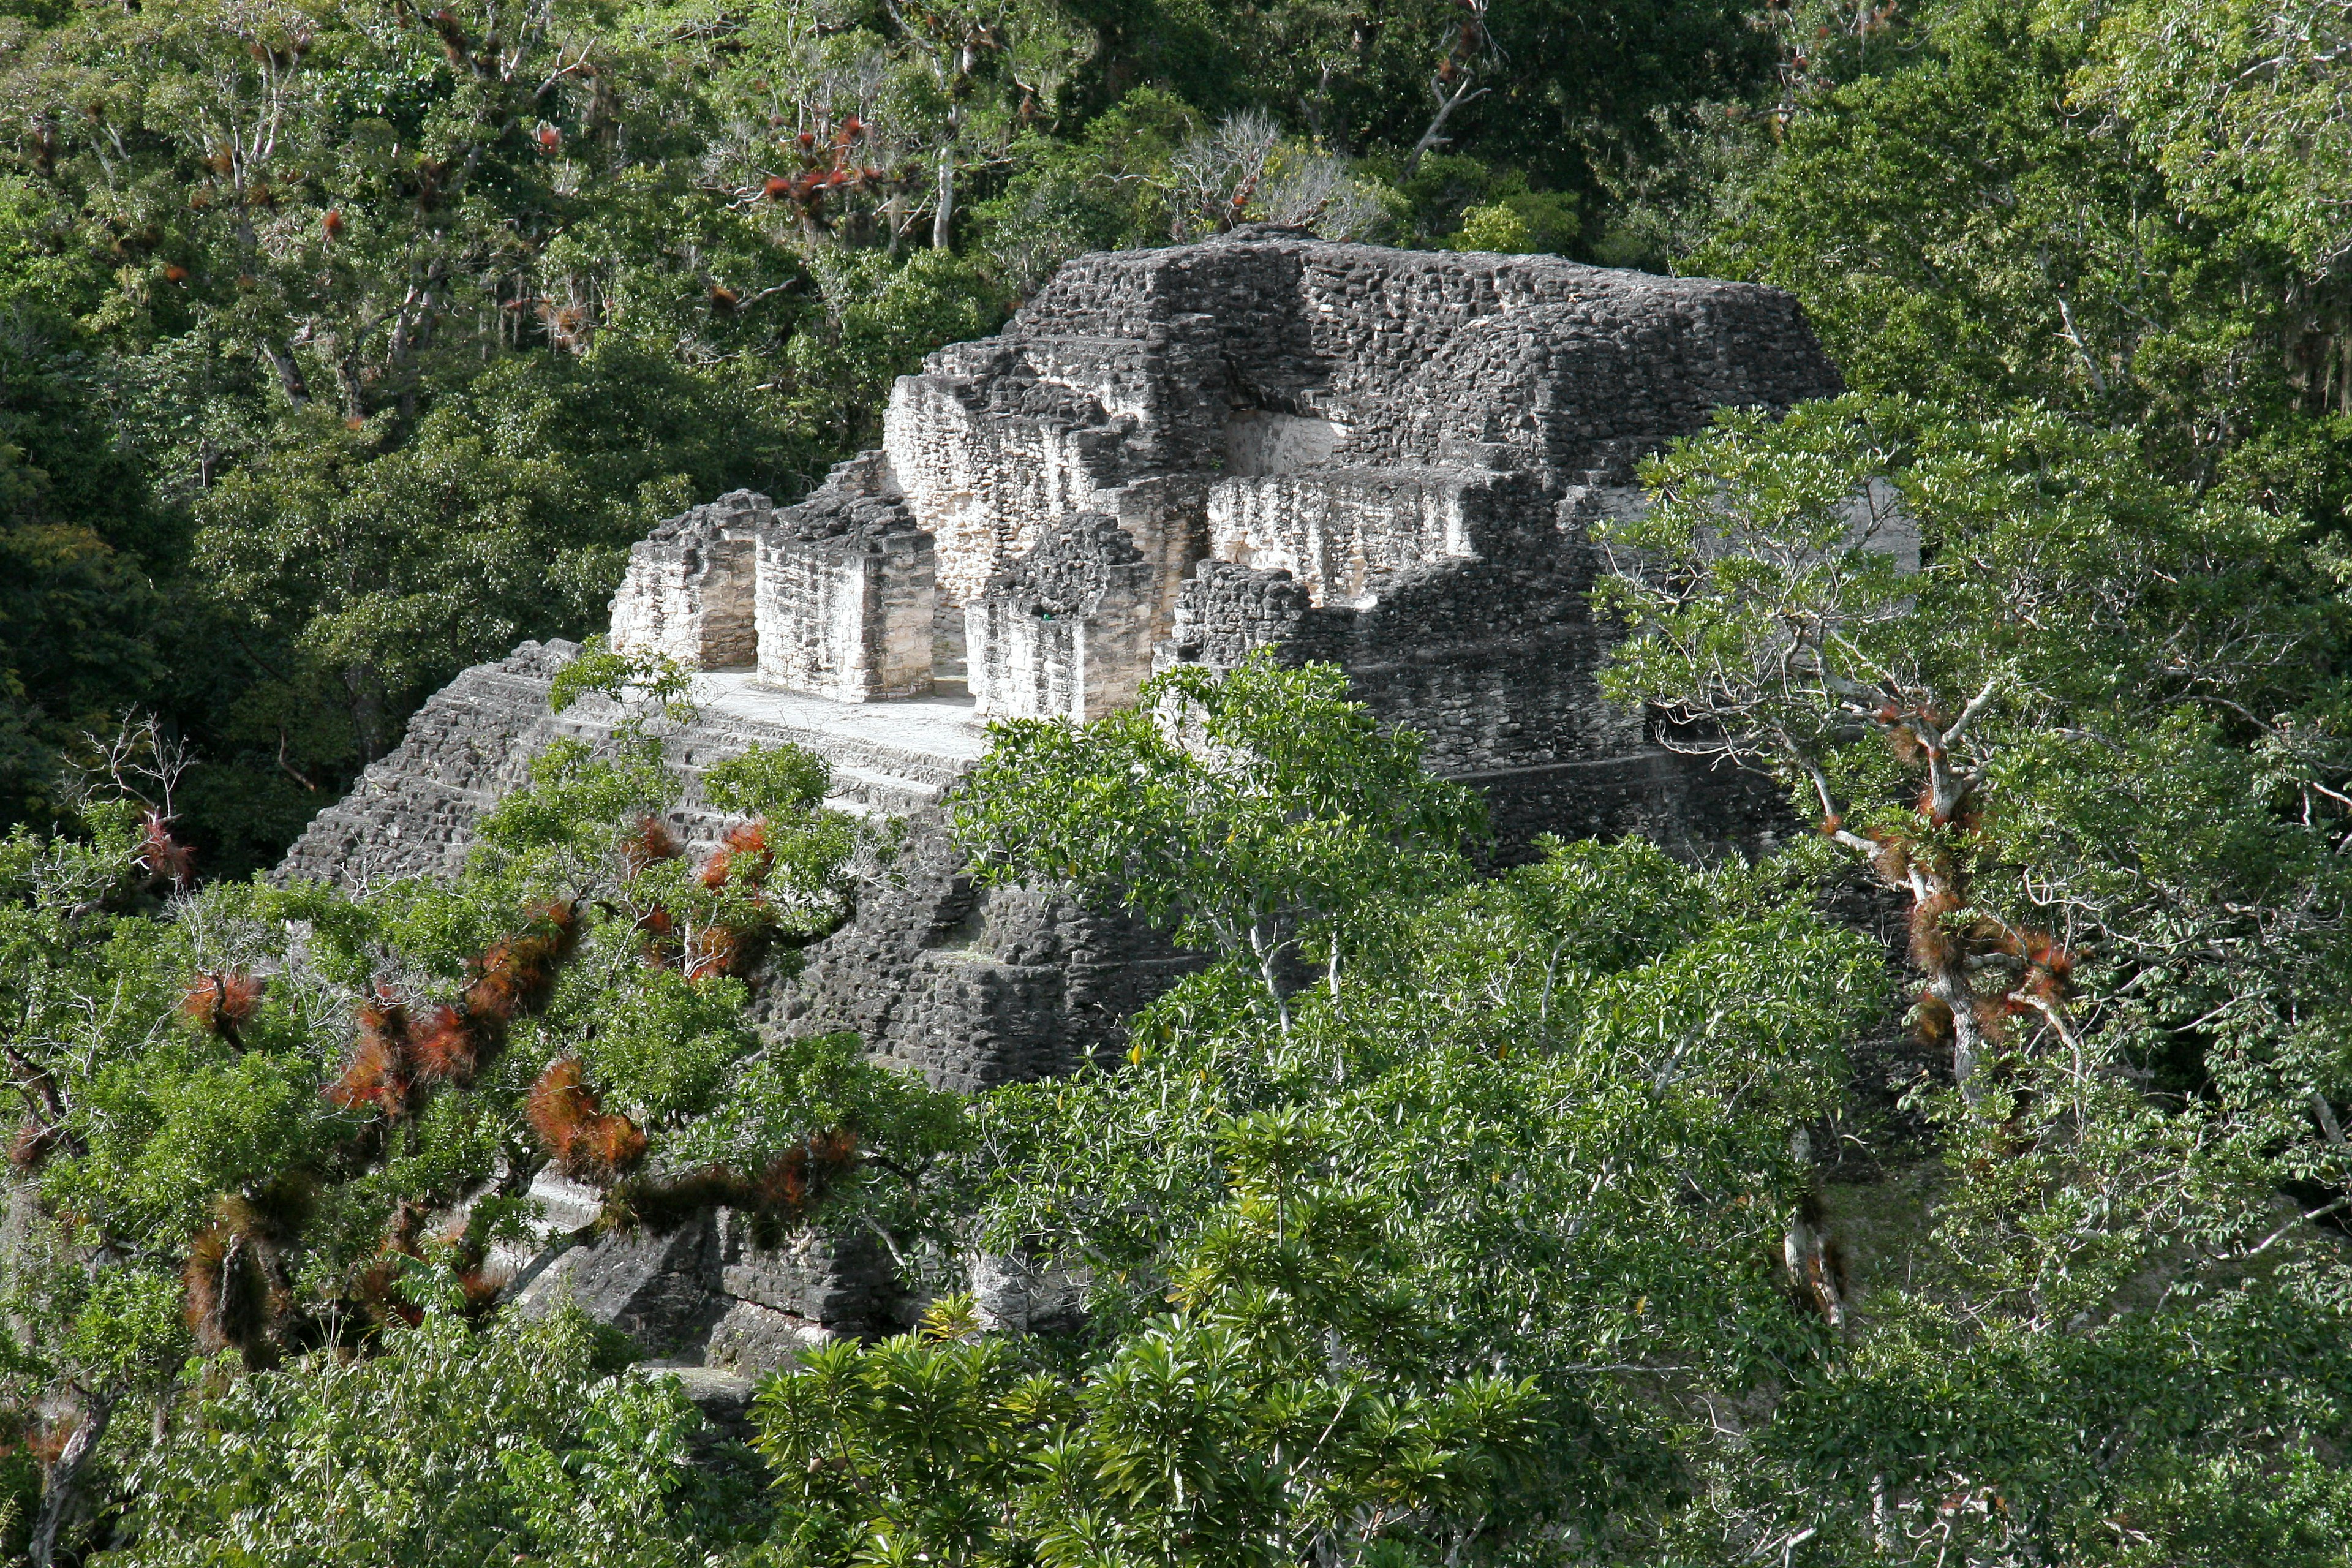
[968,511,1159,721]
[606,228,1841,741]
[754,488,937,703]
[282,232,1846,1361]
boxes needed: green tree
[953,653,1487,1029]
[115,1301,766,1567]
[967,835,1887,1556]
[1685,0,2352,513]
[1596,395,2326,1106]
[0,658,955,1562]
[758,1150,1547,1568]
[1597,394,2352,1562]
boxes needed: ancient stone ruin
[279,228,1849,1370]
[594,224,1841,838]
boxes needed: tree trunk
[1912,865,1990,1110]
[932,144,955,250]
[29,1387,114,1568]
[262,341,310,407]
[347,665,385,765]
[1401,75,1484,181]
[1250,925,1291,1034]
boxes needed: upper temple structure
[601,225,1842,840]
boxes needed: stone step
[824,763,946,815]
[681,672,987,790]
[277,644,995,889]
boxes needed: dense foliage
[2,0,2351,1563]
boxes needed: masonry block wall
[755,489,936,703]
[608,490,767,668]
[968,513,1160,722]
[620,231,1843,739]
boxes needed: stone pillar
[967,513,1159,723]
[608,491,771,668]
[753,492,937,702]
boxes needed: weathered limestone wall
[1155,549,1754,855]
[755,490,936,703]
[877,228,1841,710]
[1203,465,1556,607]
[277,641,584,887]
[276,647,1186,1095]
[882,363,1142,610]
[1159,550,1640,774]
[609,491,768,668]
[967,513,1160,722]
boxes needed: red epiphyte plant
[1910,990,1956,1049]
[183,970,266,1043]
[2019,930,2076,1001]
[8,1123,58,1170]
[464,902,578,1020]
[684,924,743,982]
[527,1058,647,1182]
[1868,830,1912,886]
[137,812,195,889]
[636,904,679,969]
[526,1057,595,1152]
[1906,889,1964,971]
[398,904,584,1089]
[192,1186,310,1355]
[621,815,682,873]
[760,1145,811,1213]
[326,990,414,1116]
[409,1004,484,1084]
[606,1126,859,1242]
[570,1110,649,1181]
[699,821,772,889]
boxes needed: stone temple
[277,230,1844,1367]
[594,224,1840,835]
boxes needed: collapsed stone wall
[875,228,1842,722]
[277,640,584,888]
[278,641,1188,1092]
[285,639,1197,1373]
[764,809,1198,1091]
